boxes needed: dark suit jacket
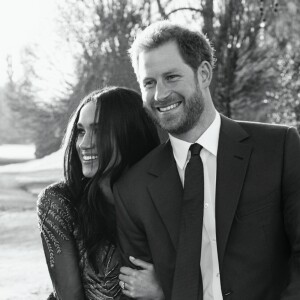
[114,116,300,300]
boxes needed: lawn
[0,145,63,299]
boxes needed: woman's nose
[80,131,95,149]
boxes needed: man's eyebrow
[163,69,181,75]
[142,69,181,80]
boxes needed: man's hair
[129,20,216,77]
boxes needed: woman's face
[76,101,99,178]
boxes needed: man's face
[137,41,204,136]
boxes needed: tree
[57,0,143,93]
[55,0,299,142]
[5,49,64,157]
[9,0,297,158]
[56,0,172,141]
[265,0,300,130]
[153,0,282,120]
[0,86,21,144]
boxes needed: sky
[0,0,54,82]
[0,0,214,101]
[0,0,75,101]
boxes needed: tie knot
[189,143,202,156]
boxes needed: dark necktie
[172,143,204,300]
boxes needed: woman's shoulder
[37,181,78,269]
[37,181,75,225]
[38,181,72,209]
[38,181,71,200]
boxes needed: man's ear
[197,61,212,88]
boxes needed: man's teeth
[82,155,98,161]
[159,103,180,112]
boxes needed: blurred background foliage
[0,0,299,158]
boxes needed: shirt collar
[169,112,221,169]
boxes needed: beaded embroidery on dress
[37,182,122,300]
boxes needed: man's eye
[166,75,179,81]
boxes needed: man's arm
[281,127,300,299]
[113,182,152,268]
[114,182,162,300]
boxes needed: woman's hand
[119,256,164,300]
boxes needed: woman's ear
[197,61,212,88]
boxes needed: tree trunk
[202,0,214,41]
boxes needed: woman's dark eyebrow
[76,122,98,128]
[90,123,99,128]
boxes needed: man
[114,20,300,300]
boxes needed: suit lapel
[145,117,253,264]
[147,141,183,249]
[216,116,253,269]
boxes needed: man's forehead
[139,41,180,59]
[137,44,189,79]
[139,43,182,64]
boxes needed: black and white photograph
[0,1,299,299]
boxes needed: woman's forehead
[77,101,98,126]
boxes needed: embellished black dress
[37,182,122,300]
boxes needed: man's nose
[154,81,170,101]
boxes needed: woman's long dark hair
[63,86,160,270]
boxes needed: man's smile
[157,102,181,112]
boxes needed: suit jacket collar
[146,116,253,260]
[216,115,252,269]
[147,141,183,248]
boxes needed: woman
[37,87,163,300]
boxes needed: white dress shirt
[169,112,223,300]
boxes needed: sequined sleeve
[37,183,86,300]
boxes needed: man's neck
[170,109,217,143]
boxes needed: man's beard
[144,85,204,136]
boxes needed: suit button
[223,290,233,296]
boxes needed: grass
[0,211,52,300]
[0,152,62,300]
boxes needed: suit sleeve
[113,182,152,269]
[281,127,300,299]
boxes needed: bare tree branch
[156,0,167,18]
[166,7,202,18]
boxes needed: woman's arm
[119,256,164,300]
[37,185,86,300]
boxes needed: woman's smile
[81,154,98,162]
